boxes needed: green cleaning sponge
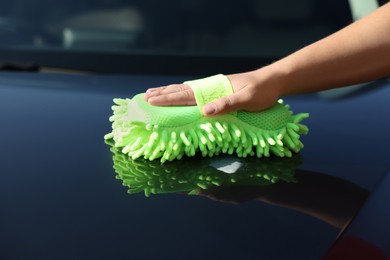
[106,140,300,197]
[104,74,309,163]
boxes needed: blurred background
[0,0,384,75]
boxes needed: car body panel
[1,72,389,259]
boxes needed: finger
[144,86,166,101]
[148,88,196,106]
[202,93,243,116]
[144,84,191,101]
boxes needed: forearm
[266,3,390,96]
[144,3,390,115]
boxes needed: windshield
[0,0,353,74]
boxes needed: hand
[144,68,283,116]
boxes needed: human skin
[144,3,390,116]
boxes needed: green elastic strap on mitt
[106,140,300,197]
[104,74,309,163]
[184,74,236,115]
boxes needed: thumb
[202,94,240,116]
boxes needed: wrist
[253,63,289,99]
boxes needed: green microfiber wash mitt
[106,139,300,197]
[104,74,309,163]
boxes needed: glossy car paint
[0,72,389,259]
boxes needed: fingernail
[202,104,216,115]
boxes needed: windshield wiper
[0,61,39,72]
[0,61,89,75]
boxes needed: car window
[0,0,353,56]
[0,0,364,75]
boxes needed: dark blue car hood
[1,72,389,259]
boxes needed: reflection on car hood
[106,139,300,196]
[0,72,389,259]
